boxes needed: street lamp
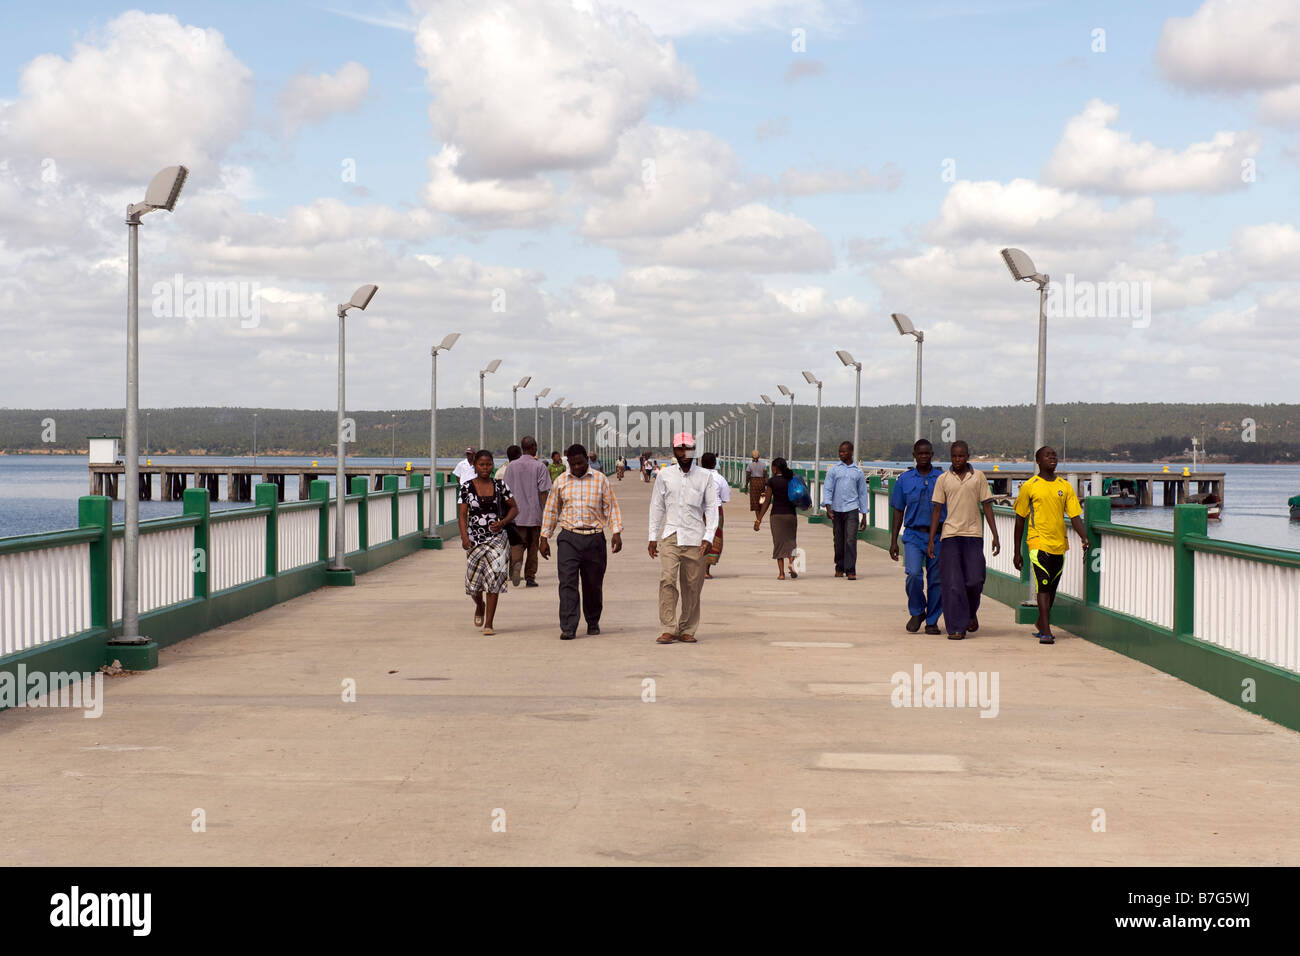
[534,386,550,439]
[253,412,258,467]
[427,332,460,541]
[390,413,396,465]
[1062,416,1068,460]
[120,164,188,644]
[549,396,564,455]
[1000,247,1050,454]
[479,358,502,450]
[512,375,531,444]
[890,313,925,443]
[777,384,795,461]
[761,394,776,461]
[564,403,574,449]
[328,282,379,584]
[802,371,823,489]
[836,350,862,466]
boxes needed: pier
[89,463,450,501]
[2,470,1299,864]
[861,466,1226,508]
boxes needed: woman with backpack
[458,449,520,635]
[754,456,799,579]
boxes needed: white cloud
[600,0,840,37]
[1259,84,1300,126]
[277,61,370,134]
[412,0,696,179]
[928,178,1158,245]
[1042,100,1258,194]
[609,202,835,271]
[1156,0,1300,91]
[0,11,253,180]
[778,163,902,195]
[422,145,558,228]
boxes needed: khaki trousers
[658,532,706,636]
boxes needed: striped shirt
[541,468,624,537]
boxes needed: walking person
[700,451,730,578]
[746,451,767,515]
[616,455,626,481]
[1011,446,1088,645]
[754,457,799,580]
[547,450,566,482]
[889,439,944,635]
[539,444,624,640]
[642,455,655,483]
[452,446,477,485]
[648,433,718,644]
[820,441,869,580]
[496,444,520,480]
[503,436,551,588]
[927,440,1000,640]
[457,450,519,636]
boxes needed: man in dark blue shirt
[888,439,944,634]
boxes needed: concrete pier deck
[1,475,1297,866]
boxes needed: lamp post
[479,359,502,451]
[328,283,379,584]
[836,350,862,465]
[253,412,258,467]
[550,397,563,455]
[1062,416,1068,460]
[802,371,823,490]
[890,313,925,443]
[534,386,550,439]
[145,411,150,457]
[777,384,795,461]
[761,394,776,461]
[563,403,574,448]
[1000,248,1050,454]
[427,332,460,540]
[120,164,188,644]
[511,375,531,444]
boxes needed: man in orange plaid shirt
[539,443,624,640]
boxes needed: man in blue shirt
[888,439,944,634]
[820,441,870,579]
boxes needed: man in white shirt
[699,451,730,579]
[648,432,718,644]
[452,446,476,485]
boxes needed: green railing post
[410,472,424,533]
[256,482,278,577]
[309,479,331,562]
[868,475,881,528]
[78,495,113,631]
[350,476,369,551]
[1084,495,1110,606]
[1173,503,1208,637]
[183,487,211,600]
[383,475,400,541]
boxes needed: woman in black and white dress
[458,450,519,635]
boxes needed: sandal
[789,569,798,579]
[482,625,495,635]
[474,612,484,627]
[656,633,676,644]
[678,634,697,643]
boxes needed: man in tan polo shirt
[926,440,1000,640]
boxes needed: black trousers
[830,508,860,573]
[557,529,607,634]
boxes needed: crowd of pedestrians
[454,431,1087,646]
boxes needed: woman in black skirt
[458,449,519,634]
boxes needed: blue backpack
[786,474,811,510]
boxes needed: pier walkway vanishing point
[2,475,1298,866]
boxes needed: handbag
[491,482,522,546]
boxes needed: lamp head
[801,370,819,386]
[133,165,189,217]
[538,387,551,398]
[760,393,774,405]
[836,349,858,367]
[516,375,531,389]
[437,332,461,352]
[1000,247,1046,286]
[348,284,379,311]
[777,384,792,397]
[483,359,502,375]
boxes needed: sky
[1,0,1297,414]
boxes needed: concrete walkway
[2,474,1298,865]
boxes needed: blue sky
[1,0,1297,416]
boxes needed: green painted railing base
[324,569,357,586]
[0,628,110,712]
[421,536,444,549]
[807,515,828,525]
[106,640,158,670]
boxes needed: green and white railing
[0,471,461,697]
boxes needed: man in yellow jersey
[1012,446,1089,644]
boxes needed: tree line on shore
[0,403,1296,463]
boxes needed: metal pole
[853,365,861,467]
[332,307,347,570]
[914,336,924,443]
[533,395,539,440]
[427,348,437,537]
[512,388,518,445]
[813,382,822,492]
[253,413,258,467]
[549,405,554,455]
[788,395,795,462]
[769,403,775,461]
[1034,278,1048,455]
[122,213,142,640]
[390,414,395,465]
[479,372,486,451]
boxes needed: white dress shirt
[708,468,731,504]
[648,461,719,546]
[452,459,476,484]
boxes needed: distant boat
[1291,495,1300,522]
[1186,491,1222,520]
[1103,477,1138,508]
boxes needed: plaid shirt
[541,469,623,537]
